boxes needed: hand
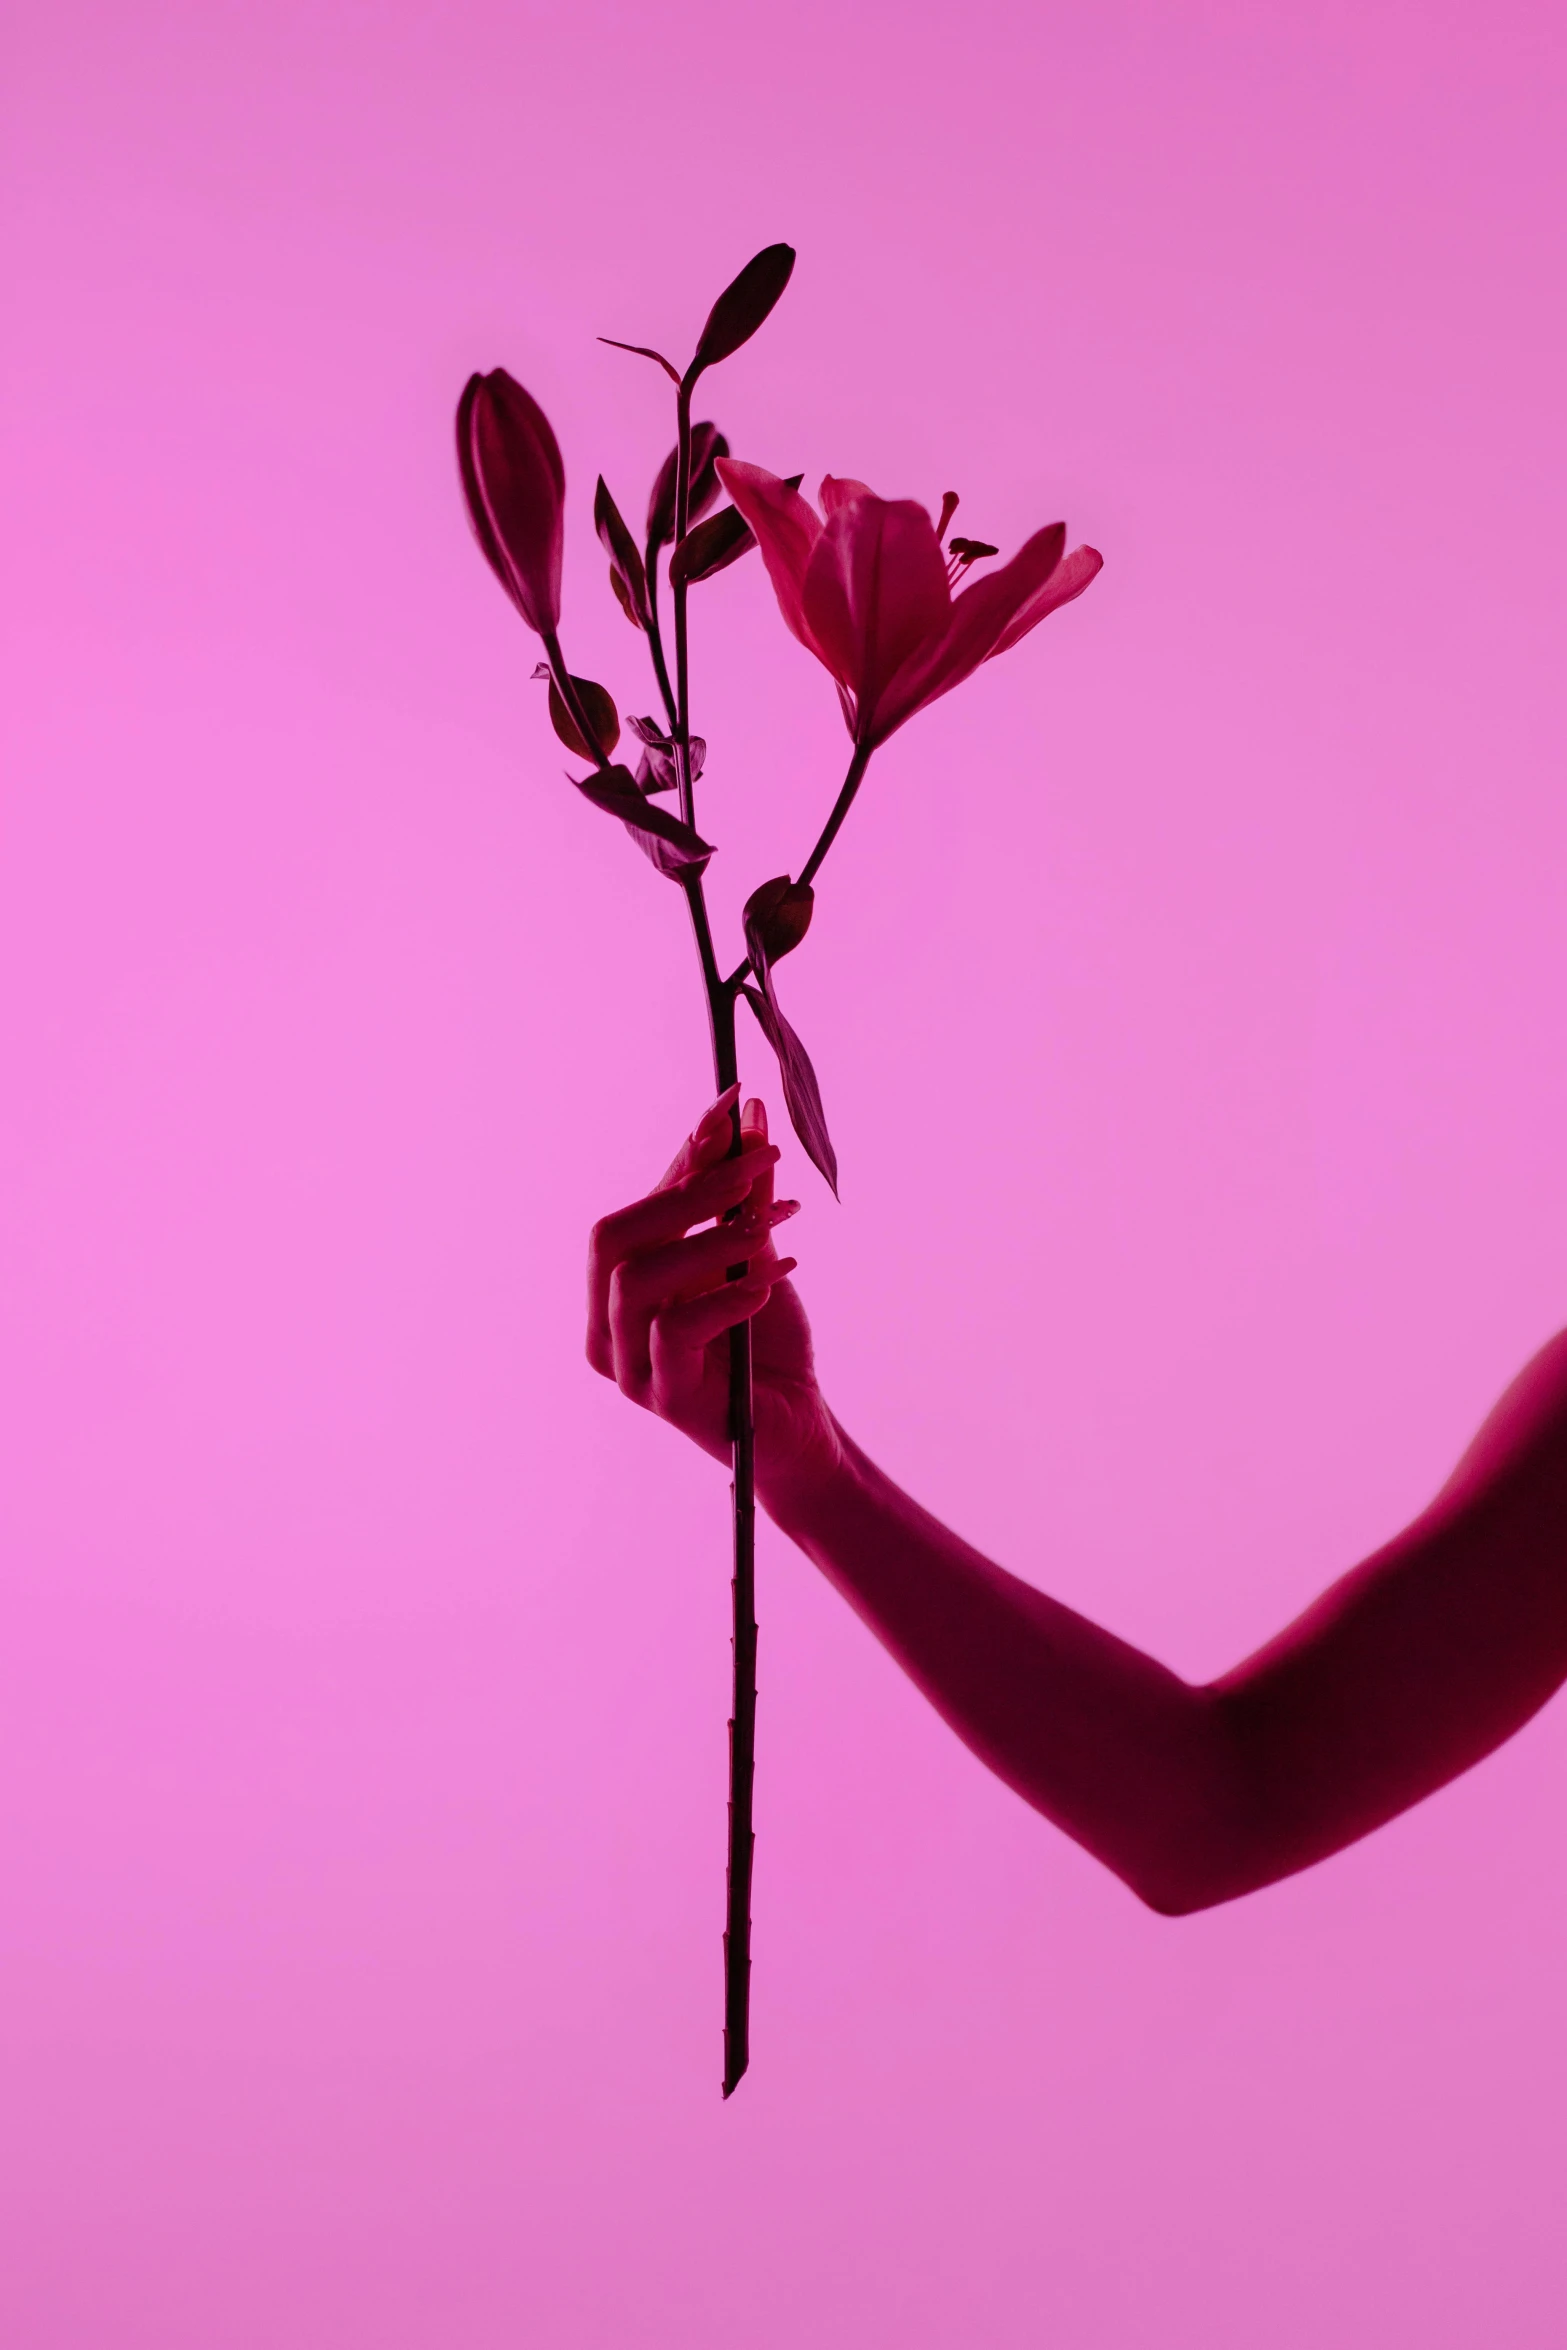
[587,1088,840,1488]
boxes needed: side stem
[720,741,875,995]
[798,739,873,888]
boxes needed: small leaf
[646,422,728,554]
[594,477,651,627]
[570,764,714,878]
[598,337,682,386]
[741,983,838,1197]
[626,713,670,749]
[634,734,705,795]
[743,875,814,967]
[669,504,756,586]
[546,674,620,760]
[688,244,796,380]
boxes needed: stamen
[945,533,1000,589]
[935,491,960,546]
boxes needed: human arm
[588,1099,1567,1913]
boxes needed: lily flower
[715,461,1102,749]
[457,370,566,637]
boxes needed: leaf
[594,477,650,628]
[608,567,641,627]
[743,875,814,967]
[741,983,838,1197]
[669,504,756,586]
[634,828,712,880]
[598,337,682,386]
[688,245,796,380]
[633,734,705,795]
[646,422,728,555]
[625,713,671,748]
[741,871,833,1189]
[546,674,620,760]
[569,764,714,878]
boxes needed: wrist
[756,1410,865,1537]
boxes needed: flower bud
[456,370,565,636]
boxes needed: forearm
[760,1427,1243,1913]
[759,1332,1567,1914]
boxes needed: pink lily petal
[720,456,1103,752]
[872,521,1067,740]
[819,475,875,515]
[801,495,952,734]
[986,543,1104,659]
[714,459,824,658]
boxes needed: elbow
[1122,1828,1279,1918]
[1125,1687,1269,1916]
[1131,1874,1231,1919]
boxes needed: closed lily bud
[456,370,566,636]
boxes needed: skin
[587,1090,1567,1915]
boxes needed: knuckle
[587,1216,615,1274]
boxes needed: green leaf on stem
[598,337,683,386]
[646,423,728,555]
[594,477,651,628]
[545,673,620,760]
[669,505,755,585]
[569,763,714,878]
[741,981,838,1197]
[626,714,704,796]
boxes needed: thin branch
[798,741,873,887]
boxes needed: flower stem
[668,380,757,2098]
[540,631,614,770]
[720,742,876,994]
[797,741,873,887]
[706,978,756,2102]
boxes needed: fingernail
[694,1081,742,1136]
[768,1200,801,1225]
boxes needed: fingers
[649,1257,799,1422]
[586,1089,787,1388]
[734,1097,775,1220]
[608,1202,797,1395]
[656,1080,743,1192]
[597,1142,776,1266]
[587,1129,780,1376]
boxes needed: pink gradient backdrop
[3,0,1566,2340]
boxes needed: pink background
[4,1,1567,2341]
